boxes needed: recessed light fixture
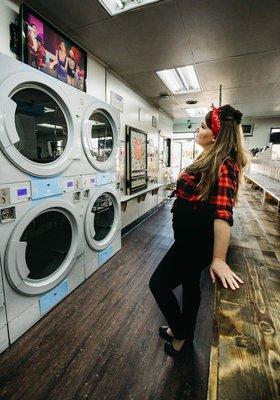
[186,100,197,105]
[159,93,170,100]
[185,107,209,117]
[156,65,201,95]
[98,0,161,16]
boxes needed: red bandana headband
[211,106,221,137]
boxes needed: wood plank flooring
[208,183,280,400]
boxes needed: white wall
[242,117,280,149]
[174,117,280,150]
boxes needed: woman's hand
[210,257,244,290]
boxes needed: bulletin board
[126,126,148,194]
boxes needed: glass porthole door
[0,71,77,176]
[85,188,120,251]
[82,104,119,171]
[5,200,82,295]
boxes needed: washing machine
[0,52,83,186]
[79,94,122,278]
[0,175,84,344]
[82,176,121,279]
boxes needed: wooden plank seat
[207,187,280,400]
[244,171,280,212]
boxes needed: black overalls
[149,197,215,341]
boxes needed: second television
[21,3,87,92]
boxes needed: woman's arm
[50,49,58,68]
[213,219,230,261]
[210,219,244,290]
[208,161,244,290]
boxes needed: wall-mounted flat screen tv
[270,127,280,144]
[21,3,87,92]
[242,124,254,137]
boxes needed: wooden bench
[207,184,280,400]
[244,171,280,213]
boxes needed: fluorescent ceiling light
[156,65,201,95]
[98,0,161,16]
[185,107,209,117]
[37,123,63,129]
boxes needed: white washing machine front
[82,181,121,279]
[80,95,120,174]
[0,178,84,344]
[0,52,82,184]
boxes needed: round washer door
[85,187,120,251]
[82,103,119,171]
[5,199,83,296]
[0,71,77,176]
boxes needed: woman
[149,104,249,357]
[67,49,76,86]
[50,41,68,83]
[35,33,46,71]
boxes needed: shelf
[120,183,163,212]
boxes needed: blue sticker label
[98,245,113,265]
[96,172,111,186]
[31,177,63,200]
[39,280,69,314]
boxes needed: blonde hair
[185,105,250,205]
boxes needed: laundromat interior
[0,1,280,399]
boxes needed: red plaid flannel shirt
[175,158,239,226]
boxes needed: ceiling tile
[239,52,280,86]
[196,58,243,91]
[246,0,280,53]
[25,0,108,32]
[114,0,193,59]
[177,0,253,62]
[70,19,132,65]
[122,71,171,97]
[111,45,194,75]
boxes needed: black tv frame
[20,3,87,92]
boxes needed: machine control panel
[63,177,82,192]
[82,175,96,189]
[63,178,75,193]
[0,183,31,205]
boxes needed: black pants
[149,199,214,341]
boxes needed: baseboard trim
[121,200,167,237]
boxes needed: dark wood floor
[0,199,216,400]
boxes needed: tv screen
[21,4,87,92]
[242,124,253,136]
[270,128,280,144]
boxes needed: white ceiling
[26,0,280,122]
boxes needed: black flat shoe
[164,341,185,357]
[159,326,173,343]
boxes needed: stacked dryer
[0,52,85,345]
[79,95,122,279]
